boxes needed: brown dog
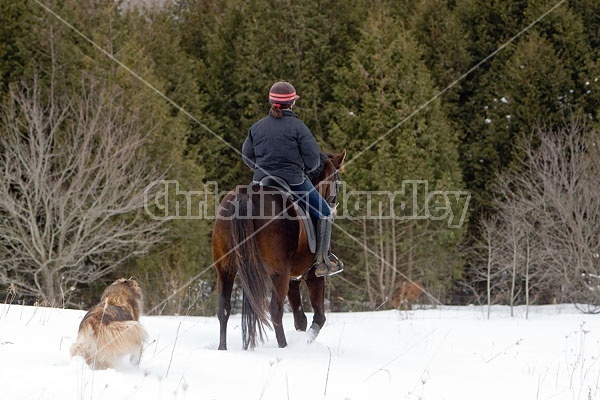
[70,278,147,369]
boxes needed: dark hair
[270,103,292,119]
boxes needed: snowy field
[1,303,599,400]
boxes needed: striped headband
[269,91,299,103]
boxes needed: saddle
[256,176,317,254]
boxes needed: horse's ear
[332,149,347,169]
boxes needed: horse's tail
[227,191,272,350]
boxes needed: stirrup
[327,253,344,276]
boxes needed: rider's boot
[313,216,343,277]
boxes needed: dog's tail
[71,321,147,369]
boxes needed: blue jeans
[289,178,332,219]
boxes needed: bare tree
[0,79,165,305]
[473,215,504,318]
[486,120,600,310]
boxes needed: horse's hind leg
[216,265,236,350]
[270,277,289,348]
[287,280,307,331]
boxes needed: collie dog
[70,278,147,369]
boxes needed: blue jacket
[242,109,321,185]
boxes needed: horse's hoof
[307,323,320,343]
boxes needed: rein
[325,168,340,208]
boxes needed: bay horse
[212,150,346,350]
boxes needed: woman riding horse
[212,81,345,350]
[242,81,342,277]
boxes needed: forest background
[0,0,598,316]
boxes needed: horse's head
[309,150,346,207]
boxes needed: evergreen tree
[411,0,472,104]
[451,0,528,215]
[0,1,34,91]
[486,32,572,137]
[450,0,597,215]
[330,7,466,307]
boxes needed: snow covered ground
[0,303,598,400]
